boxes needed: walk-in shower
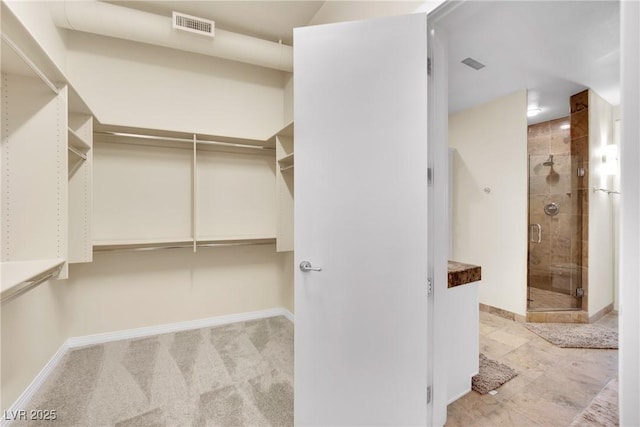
[527,118,584,311]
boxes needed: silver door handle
[530,224,542,243]
[300,261,322,272]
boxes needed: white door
[294,13,430,426]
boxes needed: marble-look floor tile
[447,311,618,427]
[480,336,518,360]
[486,329,530,350]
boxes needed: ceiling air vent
[172,12,215,38]
[461,57,486,70]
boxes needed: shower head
[543,155,554,166]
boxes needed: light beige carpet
[570,377,619,426]
[472,353,518,394]
[525,323,618,349]
[13,316,293,427]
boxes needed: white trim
[447,387,471,405]
[281,308,294,323]
[2,307,294,424]
[67,307,292,348]
[1,343,69,427]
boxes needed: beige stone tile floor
[528,287,579,311]
[446,311,618,426]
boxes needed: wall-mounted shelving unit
[1,9,95,298]
[272,122,294,252]
[1,28,70,289]
[67,103,94,264]
[92,125,277,252]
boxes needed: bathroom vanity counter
[446,261,481,405]
[448,260,481,288]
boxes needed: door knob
[300,261,322,272]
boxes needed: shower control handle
[530,224,542,243]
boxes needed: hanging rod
[280,164,294,172]
[1,33,59,94]
[68,145,88,160]
[93,239,276,253]
[1,264,63,304]
[95,131,275,151]
[592,187,621,195]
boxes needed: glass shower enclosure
[527,154,583,311]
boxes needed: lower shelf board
[1,259,66,303]
[93,236,277,252]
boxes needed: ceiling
[106,1,325,45]
[438,1,620,124]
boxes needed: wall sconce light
[602,144,618,176]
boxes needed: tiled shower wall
[526,90,589,310]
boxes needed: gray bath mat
[525,323,618,349]
[472,353,518,394]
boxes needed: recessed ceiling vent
[172,11,215,38]
[461,57,486,70]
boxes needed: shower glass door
[527,154,583,311]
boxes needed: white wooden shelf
[197,236,276,246]
[93,236,275,252]
[68,127,91,151]
[94,124,275,151]
[1,259,65,303]
[278,152,294,170]
[268,121,294,141]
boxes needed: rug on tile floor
[569,377,619,426]
[525,323,618,349]
[471,353,518,394]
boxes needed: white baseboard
[281,308,295,323]
[67,307,294,348]
[3,307,294,425]
[447,386,472,405]
[1,342,69,427]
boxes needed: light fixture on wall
[602,144,618,175]
[527,108,541,117]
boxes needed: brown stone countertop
[448,261,481,288]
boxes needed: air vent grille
[172,12,215,37]
[461,57,486,70]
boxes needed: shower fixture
[543,154,554,166]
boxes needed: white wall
[449,91,528,316]
[65,32,285,139]
[612,106,621,312]
[1,280,70,412]
[63,247,289,337]
[588,90,615,316]
[620,1,640,425]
